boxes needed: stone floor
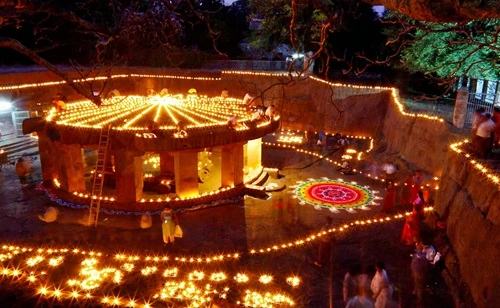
[0,137,456,307]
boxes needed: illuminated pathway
[0,130,443,307]
[0,209,430,308]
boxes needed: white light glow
[0,100,12,111]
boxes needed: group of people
[341,262,396,308]
[381,170,424,214]
[471,106,500,158]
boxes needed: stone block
[433,177,460,216]
[445,194,500,308]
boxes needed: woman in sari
[401,191,426,245]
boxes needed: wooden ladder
[88,125,111,227]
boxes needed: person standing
[473,113,496,158]
[382,182,396,213]
[346,288,375,308]
[471,107,486,137]
[411,242,430,305]
[409,171,422,204]
[370,262,393,308]
[492,107,500,149]
[401,191,426,245]
[412,191,426,220]
[15,157,29,185]
[160,207,178,245]
[313,216,335,267]
[344,264,361,303]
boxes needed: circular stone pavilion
[35,94,280,210]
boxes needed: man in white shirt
[243,93,256,106]
[474,113,496,158]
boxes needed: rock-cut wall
[380,93,462,176]
[434,152,500,308]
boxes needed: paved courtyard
[0,135,454,307]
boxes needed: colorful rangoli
[292,178,377,213]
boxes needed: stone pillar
[453,87,469,128]
[221,142,245,187]
[160,152,175,177]
[234,143,244,186]
[114,150,143,202]
[56,143,85,192]
[37,130,58,184]
[246,138,262,171]
[174,150,199,198]
[222,146,235,187]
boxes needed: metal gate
[464,93,497,129]
[11,111,30,137]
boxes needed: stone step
[252,171,269,186]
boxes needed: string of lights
[263,132,440,190]
[0,208,431,307]
[450,140,500,188]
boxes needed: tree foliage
[248,0,387,77]
[399,18,500,80]
[0,0,247,67]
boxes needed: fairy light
[141,266,158,276]
[264,131,440,191]
[120,263,134,272]
[52,179,61,188]
[450,140,500,189]
[163,268,178,278]
[48,256,64,266]
[0,208,434,307]
[0,74,220,92]
[234,273,249,283]
[286,276,301,287]
[242,290,295,307]
[259,275,273,284]
[210,272,227,282]
[0,71,464,307]
[26,256,44,267]
[68,182,239,205]
[276,130,304,144]
[188,270,204,280]
[50,95,257,132]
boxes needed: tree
[248,0,388,77]
[363,0,500,22]
[400,18,500,80]
[0,0,236,104]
